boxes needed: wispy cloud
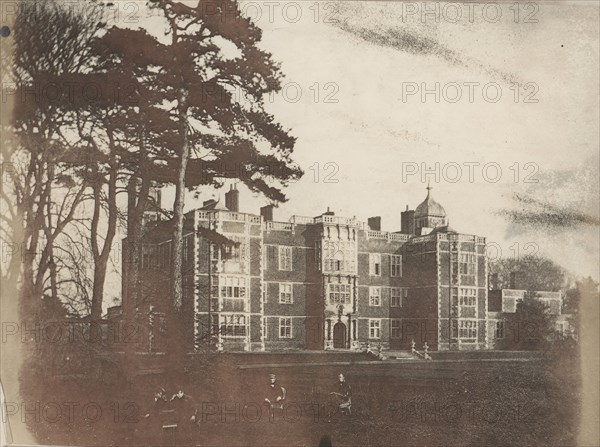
[334,13,521,85]
[499,193,600,230]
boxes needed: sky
[229,2,598,278]
[101,1,599,302]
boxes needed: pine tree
[97,0,302,359]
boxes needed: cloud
[333,5,521,85]
[497,155,600,236]
[338,20,463,64]
[499,193,600,230]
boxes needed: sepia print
[0,1,598,446]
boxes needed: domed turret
[414,185,448,235]
[415,185,446,218]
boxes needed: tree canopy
[490,254,568,292]
[5,0,303,326]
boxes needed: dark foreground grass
[20,352,580,446]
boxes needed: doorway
[333,322,347,349]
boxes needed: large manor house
[120,186,569,353]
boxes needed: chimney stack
[401,206,415,235]
[225,184,239,212]
[509,272,517,289]
[260,204,274,222]
[368,216,381,231]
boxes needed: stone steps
[383,350,415,359]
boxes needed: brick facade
[122,189,493,352]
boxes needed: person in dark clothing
[141,386,168,439]
[264,374,286,418]
[144,387,168,419]
[153,387,197,445]
[169,387,198,426]
[329,373,352,417]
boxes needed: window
[262,288,267,304]
[279,283,293,304]
[459,288,477,307]
[324,254,342,272]
[328,283,352,305]
[220,276,247,312]
[390,255,402,277]
[279,317,292,338]
[495,320,505,339]
[459,320,477,340]
[458,288,477,318]
[262,246,267,271]
[391,288,406,307]
[369,287,381,306]
[323,240,339,272]
[369,319,381,339]
[223,236,246,273]
[322,240,356,273]
[390,319,401,339]
[369,254,381,276]
[278,246,293,271]
[459,253,476,275]
[220,276,247,298]
[220,314,246,338]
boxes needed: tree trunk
[167,87,190,368]
[125,175,149,315]
[125,119,151,317]
[171,88,189,313]
[90,157,118,322]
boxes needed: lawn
[19,352,580,446]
